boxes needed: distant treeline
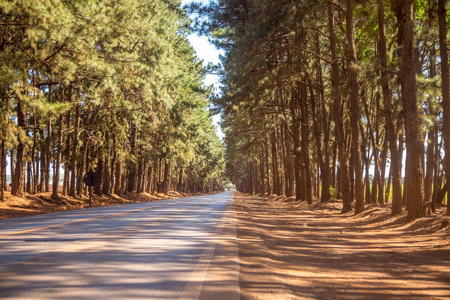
[0,0,226,200]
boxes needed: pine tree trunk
[102,131,110,195]
[331,138,337,191]
[347,0,364,213]
[94,157,103,196]
[136,157,143,194]
[1,139,4,201]
[127,125,137,193]
[271,129,280,195]
[62,111,71,196]
[26,162,31,193]
[12,100,26,197]
[44,88,53,193]
[378,0,402,215]
[284,122,294,197]
[432,124,440,212]
[300,83,313,204]
[425,128,435,205]
[77,108,90,195]
[277,125,284,195]
[310,80,326,202]
[123,168,128,195]
[51,111,64,200]
[110,143,116,194]
[10,150,14,192]
[31,117,38,194]
[260,145,266,194]
[372,96,381,204]
[44,119,51,193]
[69,104,79,197]
[438,0,450,216]
[146,166,153,193]
[396,0,424,221]
[365,151,371,203]
[265,140,271,194]
[317,49,331,202]
[163,161,170,195]
[328,2,352,212]
[386,163,392,202]
[280,126,287,195]
[378,140,388,205]
[114,159,122,195]
[291,93,301,201]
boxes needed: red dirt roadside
[234,192,450,299]
[0,190,199,220]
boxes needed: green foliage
[0,0,226,194]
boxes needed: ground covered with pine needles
[234,192,450,299]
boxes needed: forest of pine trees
[196,0,450,220]
[0,0,227,201]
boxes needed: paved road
[0,191,238,299]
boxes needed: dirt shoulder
[0,190,209,220]
[234,192,450,300]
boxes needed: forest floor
[0,189,204,220]
[234,192,450,299]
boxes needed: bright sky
[181,0,225,139]
[188,34,224,139]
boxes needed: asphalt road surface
[0,191,238,299]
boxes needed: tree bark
[396,0,424,220]
[114,159,123,195]
[264,140,271,194]
[290,90,302,201]
[62,111,71,196]
[310,80,326,203]
[438,0,450,215]
[51,112,63,199]
[31,117,38,194]
[316,32,331,202]
[260,145,266,194]
[284,122,294,197]
[376,0,404,213]
[146,166,153,193]
[69,104,80,197]
[328,2,352,212]
[102,131,110,195]
[378,139,388,205]
[271,129,280,195]
[44,89,53,193]
[12,100,26,196]
[1,139,4,201]
[300,83,313,204]
[94,156,103,196]
[347,0,364,213]
[77,108,90,195]
[163,161,170,194]
[127,124,137,193]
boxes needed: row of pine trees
[201,0,450,220]
[0,0,226,201]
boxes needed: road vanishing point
[0,191,239,299]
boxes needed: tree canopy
[195,0,450,220]
[0,0,227,201]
